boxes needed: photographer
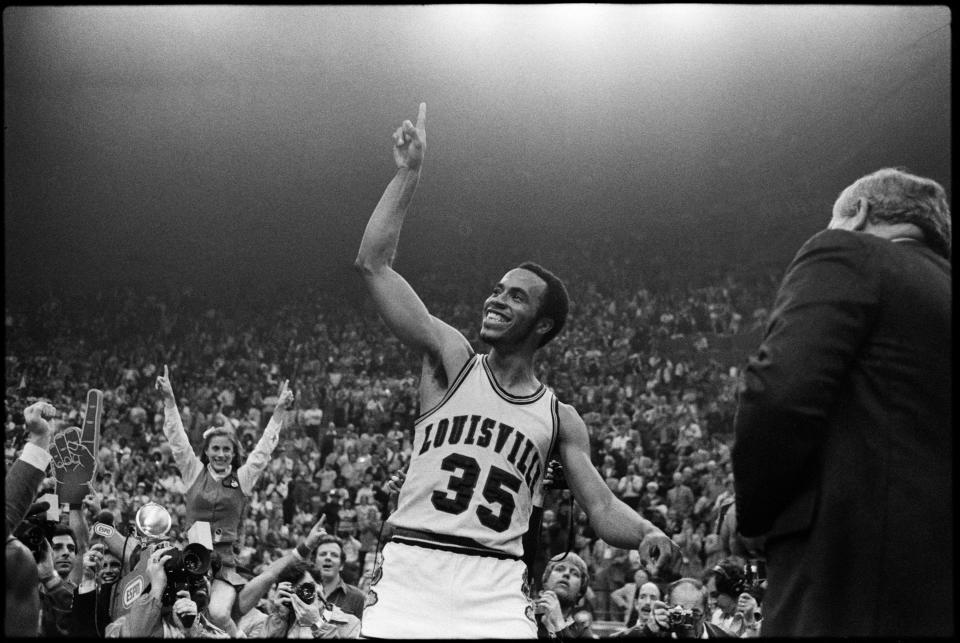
[261,564,360,638]
[532,552,593,639]
[704,559,747,635]
[117,542,229,638]
[234,517,329,637]
[642,578,731,638]
[5,401,56,636]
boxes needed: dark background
[4,6,951,304]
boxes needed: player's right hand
[392,102,426,171]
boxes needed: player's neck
[486,349,540,393]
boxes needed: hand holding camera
[736,592,762,628]
[647,600,670,634]
[291,583,322,626]
[146,543,175,594]
[172,589,199,630]
[532,590,565,633]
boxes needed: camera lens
[296,582,316,604]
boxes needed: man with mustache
[612,581,662,637]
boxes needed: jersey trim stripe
[391,527,522,560]
[548,395,560,457]
[414,353,478,424]
[480,354,547,404]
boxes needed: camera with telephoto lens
[13,516,58,561]
[666,605,698,632]
[160,543,213,616]
[295,581,317,604]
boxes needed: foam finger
[416,102,426,129]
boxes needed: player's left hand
[638,529,682,579]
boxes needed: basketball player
[354,103,680,638]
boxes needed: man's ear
[852,197,870,231]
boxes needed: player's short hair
[840,167,951,259]
[516,262,570,347]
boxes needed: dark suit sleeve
[732,231,878,537]
[5,456,46,539]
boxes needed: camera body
[161,544,213,610]
[666,605,698,631]
[13,517,58,561]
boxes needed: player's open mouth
[484,310,510,324]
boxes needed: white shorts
[360,541,538,639]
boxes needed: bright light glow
[650,4,717,33]
[540,3,605,34]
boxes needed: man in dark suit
[732,167,952,636]
[5,401,58,637]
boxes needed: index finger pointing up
[164,364,169,379]
[416,102,426,129]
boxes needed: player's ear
[535,317,554,339]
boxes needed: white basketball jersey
[389,353,559,558]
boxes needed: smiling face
[479,268,550,348]
[205,435,234,473]
[99,551,122,584]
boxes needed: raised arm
[557,403,680,576]
[155,365,203,487]
[239,380,292,494]
[353,103,472,389]
[235,517,328,616]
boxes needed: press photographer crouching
[261,563,361,638]
[113,540,229,638]
[641,578,732,638]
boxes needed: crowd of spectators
[6,247,781,636]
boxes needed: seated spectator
[611,580,661,637]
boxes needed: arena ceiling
[4,5,951,300]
